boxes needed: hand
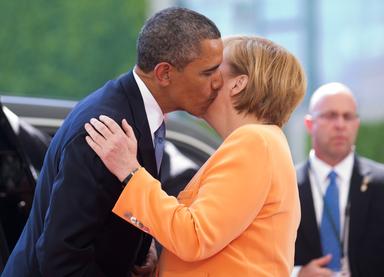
[85,115,140,182]
[298,255,333,277]
[131,239,158,277]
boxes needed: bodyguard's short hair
[137,7,221,72]
[224,36,306,127]
[308,82,354,113]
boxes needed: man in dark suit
[2,7,223,277]
[294,82,384,277]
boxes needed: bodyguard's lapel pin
[360,175,371,192]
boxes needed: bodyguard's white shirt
[309,150,354,236]
[132,69,164,146]
[292,150,354,277]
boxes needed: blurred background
[0,0,383,163]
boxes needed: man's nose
[211,70,223,90]
[334,116,347,127]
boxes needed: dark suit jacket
[0,221,9,273]
[2,71,157,277]
[295,155,384,277]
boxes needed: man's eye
[202,71,213,76]
[326,112,338,120]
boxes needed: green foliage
[356,121,384,163]
[0,0,147,100]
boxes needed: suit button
[130,216,137,224]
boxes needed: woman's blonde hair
[224,36,306,127]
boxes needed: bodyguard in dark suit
[2,7,223,277]
[293,82,384,277]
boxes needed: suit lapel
[298,162,323,256]
[119,72,158,179]
[348,156,372,256]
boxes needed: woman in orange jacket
[85,35,306,276]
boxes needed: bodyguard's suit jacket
[295,156,384,277]
[2,71,158,277]
[113,125,301,276]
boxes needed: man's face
[305,92,360,164]
[168,39,223,117]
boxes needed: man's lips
[330,136,348,143]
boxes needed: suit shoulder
[359,156,384,167]
[358,156,384,183]
[295,161,309,185]
[295,161,308,171]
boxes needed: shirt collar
[309,149,354,184]
[133,69,164,137]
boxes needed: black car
[0,95,221,271]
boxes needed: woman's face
[202,55,234,123]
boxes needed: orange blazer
[113,124,301,276]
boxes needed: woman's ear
[230,75,248,96]
[153,62,172,86]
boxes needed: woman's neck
[205,111,265,139]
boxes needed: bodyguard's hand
[298,255,333,277]
[85,115,140,182]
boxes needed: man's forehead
[313,93,357,113]
[310,86,356,112]
[189,47,222,70]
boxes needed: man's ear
[153,62,172,86]
[230,75,248,96]
[304,114,313,134]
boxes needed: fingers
[314,254,332,266]
[85,115,135,154]
[85,135,102,155]
[122,119,136,141]
[84,122,107,147]
[89,117,113,139]
[132,239,157,275]
[99,115,123,135]
[300,256,333,277]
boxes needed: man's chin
[331,147,351,160]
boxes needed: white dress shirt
[132,68,164,145]
[292,150,354,277]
